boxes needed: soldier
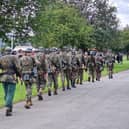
[47,48,61,95]
[20,49,36,109]
[61,48,72,90]
[76,50,86,85]
[105,52,115,79]
[36,52,48,100]
[0,49,21,116]
[70,50,79,88]
[86,51,96,82]
[95,53,104,81]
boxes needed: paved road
[0,71,129,129]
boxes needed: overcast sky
[109,0,129,28]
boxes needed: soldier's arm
[13,56,22,78]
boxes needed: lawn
[0,58,129,108]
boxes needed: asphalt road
[0,71,129,129]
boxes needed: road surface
[0,71,129,129]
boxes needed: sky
[109,0,129,28]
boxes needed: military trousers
[47,72,58,90]
[24,81,33,100]
[2,82,16,108]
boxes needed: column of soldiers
[0,47,115,116]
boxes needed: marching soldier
[105,52,115,79]
[70,50,79,88]
[20,49,36,109]
[0,48,21,116]
[47,49,61,95]
[95,53,104,81]
[36,52,48,100]
[61,48,72,90]
[76,50,86,85]
[87,52,96,82]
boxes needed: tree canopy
[0,0,127,52]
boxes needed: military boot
[38,88,43,100]
[88,77,91,82]
[80,82,83,85]
[76,79,79,84]
[5,107,12,116]
[62,86,65,91]
[38,94,43,101]
[67,86,71,90]
[24,100,31,109]
[28,99,33,106]
[48,89,52,96]
[54,89,58,95]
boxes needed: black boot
[38,95,43,101]
[72,85,76,88]
[54,89,58,95]
[5,107,12,116]
[48,89,52,96]
[67,86,71,90]
[88,77,91,82]
[24,100,31,109]
[54,91,58,95]
[62,86,65,91]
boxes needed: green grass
[0,58,129,108]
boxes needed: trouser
[77,69,83,84]
[71,69,78,87]
[108,69,113,79]
[37,76,46,96]
[88,69,95,82]
[24,81,33,101]
[2,82,16,108]
[47,72,58,93]
[64,69,70,88]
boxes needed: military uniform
[36,52,48,100]
[47,51,61,95]
[61,50,72,90]
[87,54,96,82]
[76,51,86,85]
[20,53,35,109]
[70,51,79,88]
[105,53,114,79]
[0,55,21,116]
[95,54,104,81]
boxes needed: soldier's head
[4,46,12,55]
[24,48,32,56]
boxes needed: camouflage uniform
[87,53,96,82]
[105,53,114,79]
[61,50,72,90]
[36,52,48,100]
[0,55,21,116]
[70,51,79,88]
[47,51,61,95]
[76,51,86,85]
[20,52,35,109]
[95,54,104,81]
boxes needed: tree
[62,0,119,50]
[31,2,94,49]
[0,0,48,46]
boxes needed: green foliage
[31,2,94,48]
